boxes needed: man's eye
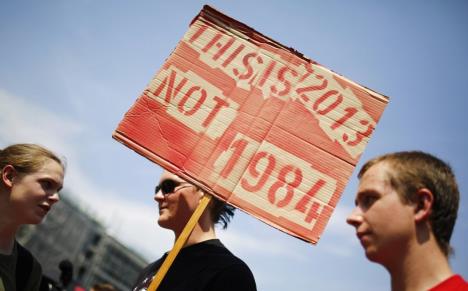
[361,196,376,208]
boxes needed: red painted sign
[113,5,389,244]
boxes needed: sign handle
[147,193,213,291]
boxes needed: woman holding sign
[132,170,256,291]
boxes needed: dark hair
[190,181,235,229]
[0,143,65,173]
[59,259,73,286]
[210,197,235,229]
[358,151,459,256]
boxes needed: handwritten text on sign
[114,5,388,243]
[214,133,336,230]
[185,22,376,159]
[146,66,239,140]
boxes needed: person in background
[0,143,65,291]
[40,259,86,291]
[57,260,73,290]
[347,151,468,291]
[132,170,256,291]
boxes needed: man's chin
[157,218,170,229]
[365,249,387,265]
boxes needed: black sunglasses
[155,179,191,195]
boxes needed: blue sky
[1,1,467,290]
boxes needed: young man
[347,151,468,291]
[132,170,256,291]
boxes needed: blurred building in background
[17,194,147,291]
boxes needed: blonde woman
[0,144,65,291]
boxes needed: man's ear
[414,188,434,222]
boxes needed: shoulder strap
[16,243,34,291]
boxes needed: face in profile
[346,162,415,265]
[153,171,203,233]
[6,158,64,225]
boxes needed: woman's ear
[1,165,17,188]
[414,188,434,222]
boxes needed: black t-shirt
[132,239,256,291]
[0,241,42,291]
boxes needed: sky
[1,1,467,290]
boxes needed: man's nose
[346,207,363,228]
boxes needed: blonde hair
[0,143,65,173]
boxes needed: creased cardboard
[113,5,389,244]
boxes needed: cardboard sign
[113,5,389,244]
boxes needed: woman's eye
[41,180,52,189]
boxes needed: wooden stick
[147,193,212,291]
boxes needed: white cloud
[326,204,356,238]
[90,195,173,260]
[0,88,168,260]
[0,89,83,153]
